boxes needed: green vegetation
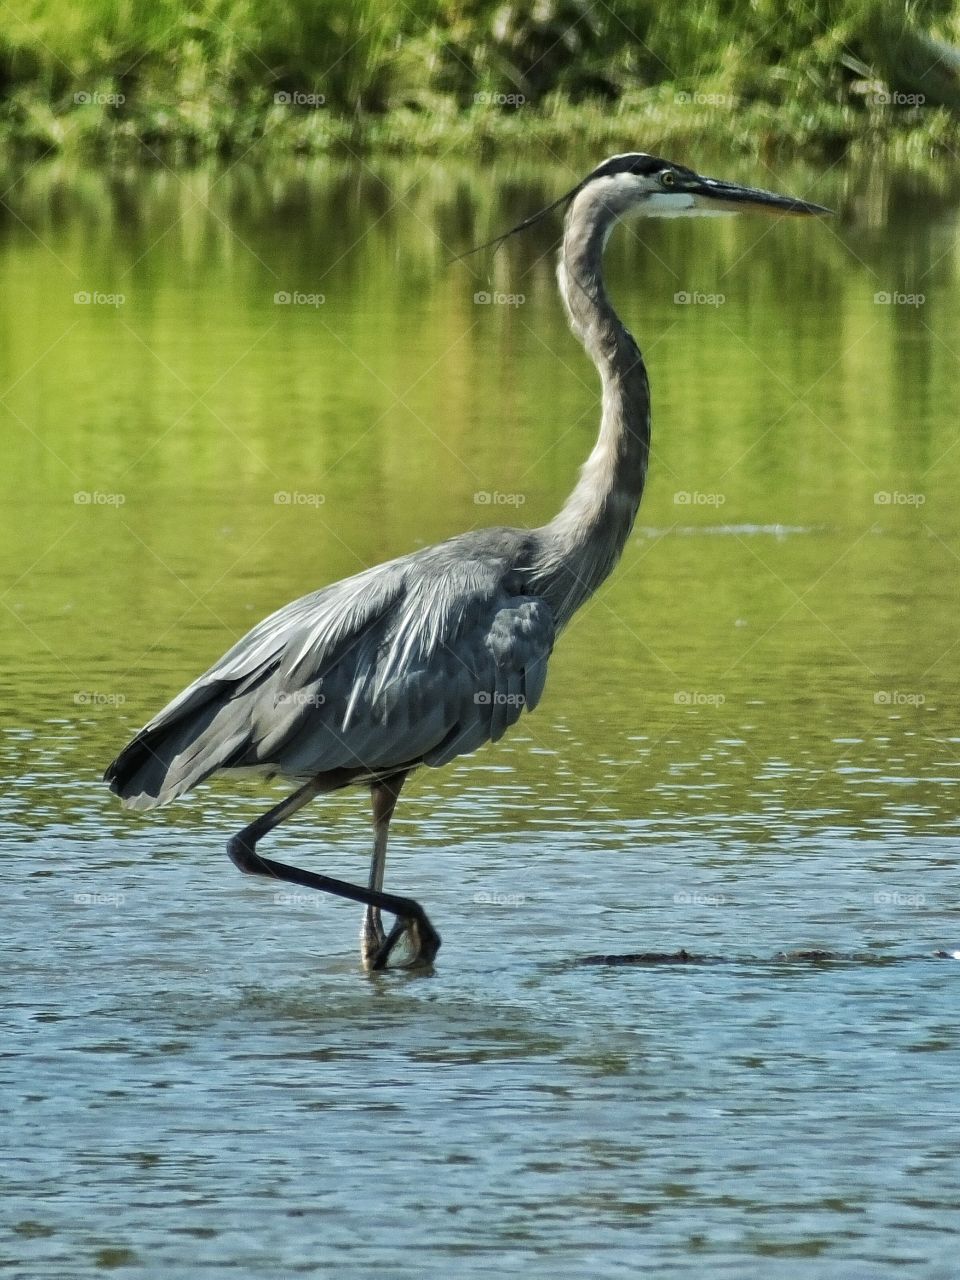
[2,0,960,159]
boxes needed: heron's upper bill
[686,176,832,217]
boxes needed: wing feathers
[105,535,556,808]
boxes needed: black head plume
[452,153,671,263]
[452,181,586,263]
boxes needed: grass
[2,0,960,160]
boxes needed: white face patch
[596,171,653,204]
[639,191,698,216]
[641,191,742,218]
[598,175,735,220]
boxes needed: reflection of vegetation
[2,0,960,157]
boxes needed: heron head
[459,152,830,260]
[577,152,832,220]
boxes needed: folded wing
[105,537,555,809]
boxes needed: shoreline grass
[2,1,959,164]
[3,90,959,170]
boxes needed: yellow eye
[660,171,676,187]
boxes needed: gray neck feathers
[530,184,652,628]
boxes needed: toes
[368,918,415,970]
[368,916,440,970]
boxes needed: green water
[1,157,959,1276]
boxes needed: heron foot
[364,906,441,971]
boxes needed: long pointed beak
[691,177,832,217]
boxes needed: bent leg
[227,774,440,968]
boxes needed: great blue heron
[105,154,829,969]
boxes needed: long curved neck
[531,187,651,628]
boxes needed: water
[2,156,959,1276]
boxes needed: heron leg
[361,772,407,967]
[227,774,440,970]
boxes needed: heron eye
[660,171,676,187]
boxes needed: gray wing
[105,537,555,809]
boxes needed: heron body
[105,153,828,968]
[110,531,556,809]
